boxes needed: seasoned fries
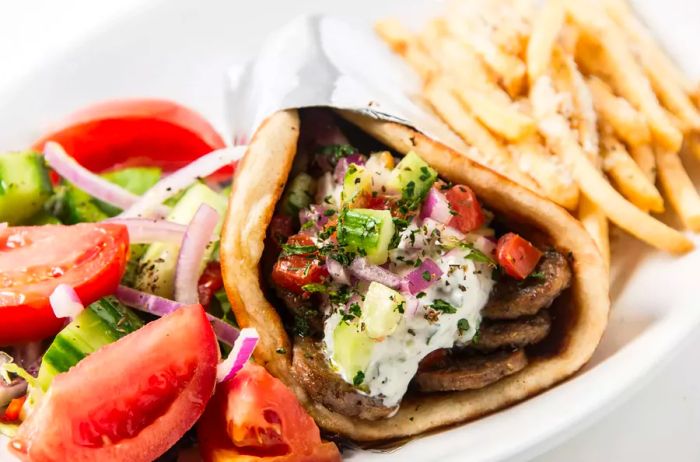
[378,0,699,256]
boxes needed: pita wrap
[220,108,609,442]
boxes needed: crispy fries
[379,0,700,256]
[655,149,700,231]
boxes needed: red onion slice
[216,327,259,383]
[419,188,452,224]
[326,258,351,285]
[49,284,84,320]
[121,146,245,218]
[44,141,142,211]
[115,285,240,346]
[105,218,187,244]
[333,154,366,183]
[349,258,401,289]
[174,205,220,304]
[405,258,443,295]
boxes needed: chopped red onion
[299,204,329,233]
[115,285,240,346]
[333,154,366,183]
[121,146,245,218]
[104,218,187,244]
[174,205,220,304]
[327,258,351,285]
[49,284,84,320]
[419,188,452,224]
[349,258,401,289]
[475,235,497,257]
[44,142,141,211]
[405,259,443,295]
[216,328,259,383]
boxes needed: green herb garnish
[281,243,317,256]
[430,299,458,314]
[353,370,365,386]
[457,318,470,335]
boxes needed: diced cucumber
[337,208,395,265]
[332,319,373,384]
[387,151,437,209]
[281,173,316,216]
[134,182,227,297]
[0,151,53,225]
[26,211,61,225]
[37,297,143,390]
[341,164,371,207]
[96,167,161,215]
[362,282,404,339]
[61,185,109,224]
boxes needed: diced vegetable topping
[445,184,485,233]
[332,319,373,382]
[405,259,443,295]
[271,235,328,294]
[496,233,543,280]
[281,173,317,216]
[0,151,53,225]
[361,282,404,339]
[341,163,372,207]
[337,208,395,265]
[388,151,437,212]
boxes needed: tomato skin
[496,233,543,280]
[32,99,229,179]
[445,185,485,233]
[271,235,328,294]
[3,395,26,422]
[10,304,218,462]
[199,261,224,307]
[198,362,340,462]
[0,223,129,345]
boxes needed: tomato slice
[199,261,224,308]
[198,362,340,462]
[271,235,328,294]
[0,223,129,345]
[10,304,218,462]
[3,395,26,422]
[32,99,228,178]
[496,233,543,280]
[445,185,485,233]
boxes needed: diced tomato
[496,233,543,280]
[445,185,485,233]
[10,304,218,462]
[271,235,328,294]
[198,362,340,462]
[269,215,296,252]
[32,99,230,180]
[0,223,129,345]
[199,261,224,307]
[3,395,26,422]
[365,194,394,211]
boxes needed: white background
[1,1,699,461]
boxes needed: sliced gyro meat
[472,311,552,352]
[483,250,572,320]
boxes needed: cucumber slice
[332,319,373,384]
[281,173,316,216]
[341,164,371,207]
[362,282,404,339]
[337,208,395,265]
[96,167,161,215]
[134,182,227,297]
[388,151,437,210]
[37,297,143,390]
[26,211,61,225]
[0,151,53,225]
[61,185,109,224]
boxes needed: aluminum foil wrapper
[226,14,467,152]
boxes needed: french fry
[628,144,657,183]
[587,76,651,147]
[686,133,700,162]
[375,19,438,81]
[526,0,565,85]
[424,76,540,191]
[509,136,580,210]
[578,194,610,269]
[444,11,526,97]
[604,0,695,95]
[646,67,700,132]
[600,129,664,213]
[531,77,693,253]
[655,149,700,231]
[565,0,683,152]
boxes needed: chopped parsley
[320,144,356,165]
[300,220,315,230]
[396,300,406,314]
[422,271,432,281]
[457,318,470,335]
[301,283,328,293]
[460,243,497,266]
[416,291,427,299]
[323,208,336,217]
[293,315,310,337]
[281,243,317,256]
[419,166,432,181]
[430,299,458,314]
[353,370,365,386]
[529,271,546,280]
[342,302,362,323]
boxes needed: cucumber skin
[96,167,161,216]
[0,151,53,225]
[388,151,437,207]
[38,297,143,390]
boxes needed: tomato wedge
[445,185,485,233]
[198,362,340,462]
[496,233,543,280]
[10,304,218,462]
[32,99,228,177]
[0,223,129,345]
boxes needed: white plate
[0,1,699,461]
